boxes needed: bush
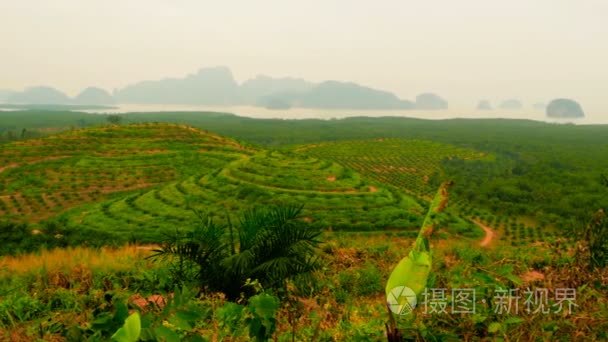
[337,263,383,297]
[152,205,322,299]
[356,263,383,296]
[0,294,45,324]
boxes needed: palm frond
[151,204,321,299]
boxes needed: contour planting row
[67,152,424,242]
[0,123,249,164]
[225,151,365,192]
[298,139,487,198]
[0,123,254,221]
[453,200,564,246]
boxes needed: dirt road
[472,220,495,247]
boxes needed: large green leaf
[385,182,451,307]
[248,293,279,322]
[385,250,432,297]
[247,293,280,341]
[111,312,141,342]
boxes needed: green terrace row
[299,138,488,197]
[0,123,253,164]
[226,154,363,192]
[0,153,243,197]
[66,154,424,242]
[0,124,254,221]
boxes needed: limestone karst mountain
[74,87,115,105]
[546,98,585,118]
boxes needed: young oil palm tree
[152,205,321,299]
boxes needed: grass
[0,245,153,278]
[1,231,606,341]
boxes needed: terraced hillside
[67,151,424,241]
[0,123,254,221]
[298,139,488,198]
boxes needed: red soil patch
[130,293,168,310]
[368,186,378,193]
[443,253,459,268]
[333,248,363,268]
[326,175,336,182]
[521,270,545,283]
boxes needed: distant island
[289,81,415,110]
[113,67,423,110]
[476,100,492,110]
[3,86,116,108]
[7,86,71,105]
[546,99,585,118]
[415,93,448,110]
[499,99,523,110]
[74,87,115,105]
[2,67,450,111]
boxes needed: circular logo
[387,286,417,315]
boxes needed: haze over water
[82,104,605,125]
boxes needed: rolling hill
[298,138,488,198]
[1,123,424,242]
[65,150,423,241]
[0,123,254,222]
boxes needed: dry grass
[0,245,156,278]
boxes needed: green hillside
[67,150,423,241]
[1,119,606,340]
[299,138,488,198]
[0,123,254,222]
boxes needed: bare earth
[521,270,545,283]
[473,220,495,247]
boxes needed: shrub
[0,294,45,325]
[356,263,383,296]
[152,205,322,299]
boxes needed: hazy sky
[1,0,607,111]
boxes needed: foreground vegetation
[1,226,606,340]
